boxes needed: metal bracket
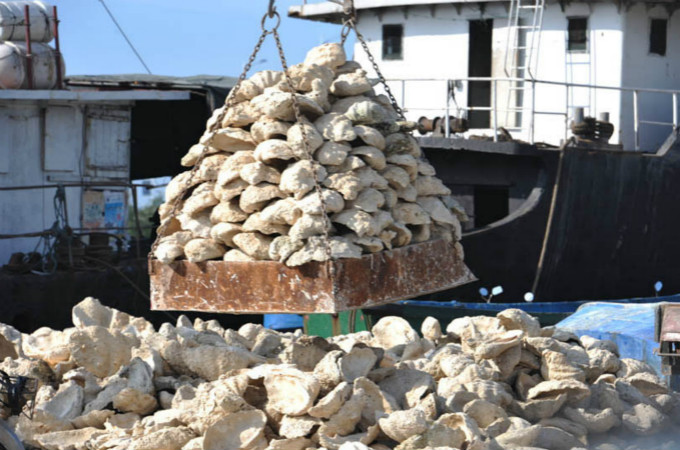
[328,0,353,16]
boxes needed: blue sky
[57,0,346,77]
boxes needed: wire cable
[82,256,178,322]
[97,0,152,74]
[83,256,150,302]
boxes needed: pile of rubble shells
[1,297,679,450]
[154,42,467,266]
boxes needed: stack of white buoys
[0,1,63,89]
[154,43,468,267]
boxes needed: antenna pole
[23,5,34,89]
[52,6,63,89]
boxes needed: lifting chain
[271,27,335,268]
[339,0,405,120]
[151,1,336,269]
[337,0,437,284]
[150,13,273,258]
[267,0,277,18]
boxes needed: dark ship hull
[423,130,680,302]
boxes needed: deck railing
[384,77,680,150]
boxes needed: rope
[83,256,150,301]
[530,137,574,298]
[21,185,71,274]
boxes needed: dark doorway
[474,185,509,227]
[468,19,493,128]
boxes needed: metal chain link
[354,27,405,120]
[340,0,405,120]
[349,22,442,183]
[339,0,355,46]
[272,28,335,265]
[150,24,271,258]
[340,19,352,46]
[339,0,440,234]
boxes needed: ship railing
[0,181,159,263]
[384,77,680,150]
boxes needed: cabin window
[650,19,667,56]
[382,24,403,60]
[567,17,588,52]
[473,186,509,227]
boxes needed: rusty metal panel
[150,239,476,314]
[660,304,680,342]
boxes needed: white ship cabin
[290,0,680,151]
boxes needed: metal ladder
[504,0,545,79]
[503,0,546,138]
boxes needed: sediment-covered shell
[264,368,321,416]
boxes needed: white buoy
[0,41,64,89]
[0,1,54,43]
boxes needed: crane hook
[267,0,276,18]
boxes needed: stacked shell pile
[154,43,467,267]
[2,297,679,450]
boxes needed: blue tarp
[264,314,303,330]
[556,302,661,377]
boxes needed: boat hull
[422,130,680,302]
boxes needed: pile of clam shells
[1,298,678,450]
[154,43,466,266]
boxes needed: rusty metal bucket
[149,239,475,314]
